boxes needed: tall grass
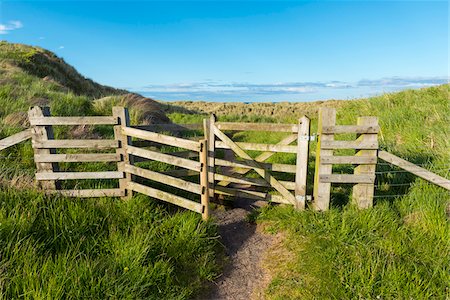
[0,189,219,299]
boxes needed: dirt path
[200,198,276,300]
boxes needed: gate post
[352,116,378,208]
[28,106,60,191]
[295,116,310,209]
[313,108,336,211]
[200,139,210,220]
[113,107,132,199]
[203,115,216,200]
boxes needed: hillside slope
[0,41,170,128]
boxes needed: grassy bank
[0,189,219,299]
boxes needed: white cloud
[0,20,23,34]
[58,46,65,49]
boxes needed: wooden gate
[204,116,311,209]
[120,119,210,220]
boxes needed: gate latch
[298,134,316,142]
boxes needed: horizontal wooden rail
[322,125,380,134]
[122,127,200,152]
[128,182,203,213]
[127,146,201,172]
[163,169,199,177]
[214,186,290,204]
[33,139,119,149]
[125,164,202,194]
[215,158,296,173]
[29,116,118,126]
[320,140,378,150]
[214,173,295,190]
[47,189,124,197]
[34,153,120,163]
[132,123,203,132]
[319,174,375,184]
[36,171,124,180]
[216,122,299,133]
[321,155,377,165]
[0,129,32,151]
[216,141,297,153]
[378,151,450,190]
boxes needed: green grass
[0,188,219,299]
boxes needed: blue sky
[0,1,448,102]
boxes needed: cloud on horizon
[0,20,23,34]
[131,76,448,101]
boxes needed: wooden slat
[321,155,377,165]
[214,186,290,204]
[163,169,199,177]
[36,171,124,180]
[204,115,215,198]
[320,174,375,184]
[322,125,380,134]
[128,182,202,213]
[170,150,199,159]
[122,126,200,152]
[0,129,32,151]
[113,107,132,199]
[215,158,296,173]
[47,189,124,197]
[295,116,310,209]
[215,122,299,133]
[132,123,203,132]
[378,151,450,191]
[29,116,118,126]
[214,173,295,190]
[320,140,378,150]
[313,107,335,211]
[34,153,120,163]
[33,139,119,149]
[199,139,209,220]
[126,145,201,172]
[213,124,297,205]
[216,141,297,153]
[125,164,202,194]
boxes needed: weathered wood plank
[215,158,296,173]
[215,122,299,133]
[33,139,119,149]
[127,145,201,172]
[47,189,124,197]
[170,150,199,159]
[214,186,290,204]
[216,141,297,153]
[320,174,375,184]
[113,107,132,199]
[313,107,335,211]
[295,116,310,209]
[34,153,120,163]
[204,115,216,198]
[132,123,203,132]
[320,140,378,150]
[128,182,202,213]
[28,106,59,190]
[321,155,377,165]
[0,129,32,151]
[199,139,210,220]
[163,169,199,177]
[322,125,380,134]
[36,171,124,180]
[352,117,378,208]
[214,173,295,190]
[378,151,450,191]
[213,124,296,205]
[122,126,200,152]
[125,164,202,194]
[29,116,118,126]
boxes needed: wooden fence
[1,105,449,219]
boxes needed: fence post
[313,108,336,211]
[352,116,378,208]
[200,139,210,220]
[28,106,60,191]
[203,114,216,200]
[295,116,310,209]
[113,106,132,199]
